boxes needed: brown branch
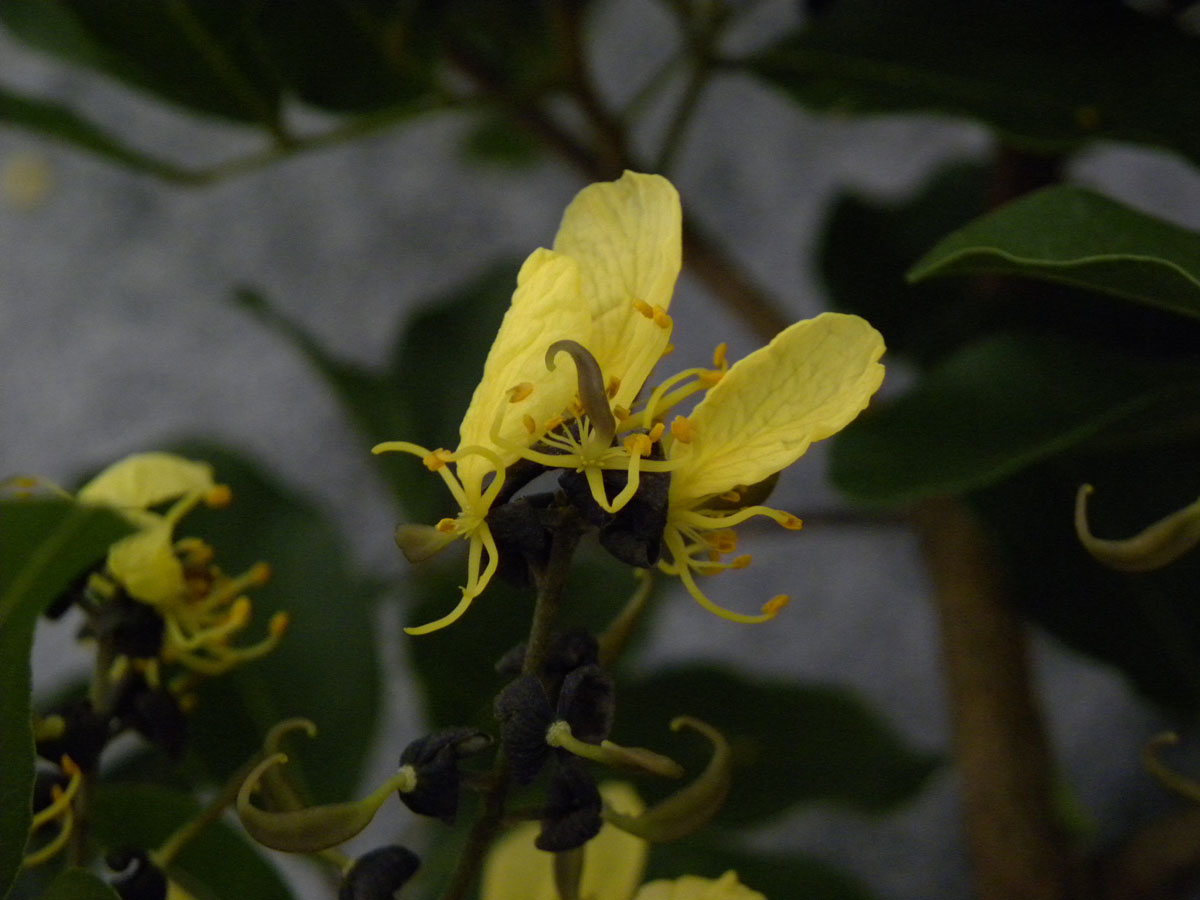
[914,496,1080,900]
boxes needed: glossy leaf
[0,0,284,126]
[751,0,1200,163]
[39,869,121,900]
[830,334,1200,507]
[171,444,381,804]
[0,499,132,900]
[908,186,1200,321]
[91,783,293,900]
[619,665,939,825]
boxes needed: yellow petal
[480,782,647,900]
[457,248,590,491]
[632,871,766,900]
[77,452,215,510]
[553,171,681,410]
[669,313,884,504]
[107,519,187,605]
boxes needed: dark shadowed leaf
[830,334,1200,507]
[909,186,1200,321]
[751,0,1200,163]
[0,498,132,900]
[39,869,121,900]
[91,783,293,900]
[620,665,939,826]
[167,443,380,804]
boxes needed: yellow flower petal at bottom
[480,782,647,900]
[633,871,765,900]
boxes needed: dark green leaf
[0,86,195,181]
[461,114,543,169]
[39,869,121,900]
[0,498,132,900]
[820,162,988,366]
[0,0,283,126]
[908,186,1200,321]
[91,783,293,900]
[645,843,878,900]
[751,0,1200,163]
[970,436,1200,710]
[830,334,1200,507]
[169,444,380,804]
[254,0,436,113]
[620,665,939,825]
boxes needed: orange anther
[633,299,654,318]
[712,343,728,369]
[249,562,272,586]
[651,307,672,329]
[648,422,665,442]
[606,375,621,398]
[269,611,291,637]
[762,595,790,617]
[508,382,533,403]
[613,405,631,422]
[423,449,454,471]
[730,554,752,569]
[623,433,652,456]
[780,514,803,531]
[719,490,741,503]
[661,343,675,357]
[435,517,457,534]
[205,485,233,508]
[670,416,694,444]
[523,414,537,434]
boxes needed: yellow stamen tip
[698,370,723,386]
[670,416,694,444]
[661,343,675,357]
[781,514,803,531]
[652,307,672,329]
[633,298,654,318]
[60,755,80,778]
[249,562,272,586]
[712,342,728,369]
[435,517,457,534]
[623,433,653,456]
[731,555,752,569]
[269,611,290,637]
[205,485,233,508]
[762,595,789,617]
[613,405,631,422]
[522,414,537,434]
[229,598,252,626]
[508,382,534,403]
[648,422,665,442]
[606,375,621,398]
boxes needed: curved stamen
[546,340,616,444]
[676,505,803,532]
[662,528,782,624]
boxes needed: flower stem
[439,510,585,900]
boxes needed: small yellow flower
[658,313,885,623]
[77,452,287,675]
[480,783,764,900]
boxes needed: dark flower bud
[338,845,421,900]
[487,492,556,588]
[536,761,602,852]
[36,698,111,773]
[45,566,100,620]
[90,591,165,659]
[556,664,615,744]
[494,676,554,784]
[397,728,492,824]
[107,849,167,900]
[495,628,599,680]
[115,680,188,759]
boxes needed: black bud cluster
[397,728,492,824]
[339,845,420,900]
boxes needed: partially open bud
[603,716,730,842]
[1075,484,1200,572]
[339,845,421,900]
[237,752,416,853]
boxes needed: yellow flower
[375,171,684,634]
[658,313,885,623]
[480,783,764,900]
[77,452,287,675]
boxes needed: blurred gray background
[7,1,1200,897]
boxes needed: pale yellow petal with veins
[553,171,681,410]
[77,452,214,509]
[669,312,884,504]
[480,782,647,900]
[456,248,589,489]
[107,520,186,604]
